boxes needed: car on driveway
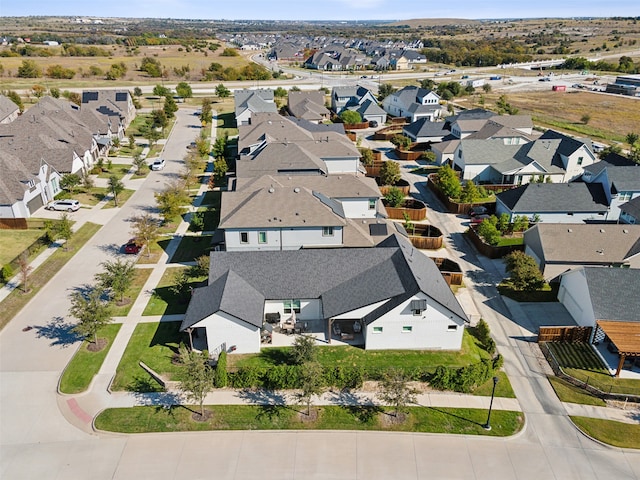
[45,199,80,212]
[123,239,142,254]
[468,206,489,217]
[470,214,491,226]
[150,159,165,171]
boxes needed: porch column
[615,353,626,378]
[327,318,332,345]
[187,328,194,350]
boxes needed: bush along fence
[539,342,640,403]
[466,227,525,259]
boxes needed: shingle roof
[583,267,640,322]
[181,236,467,330]
[403,118,449,139]
[0,95,19,123]
[524,224,640,264]
[621,196,640,220]
[287,91,329,121]
[497,182,609,213]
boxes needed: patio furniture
[265,313,281,324]
[341,333,355,341]
[282,322,295,335]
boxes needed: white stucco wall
[364,295,465,351]
[339,198,378,218]
[264,299,322,321]
[495,200,608,224]
[224,227,343,251]
[558,270,596,329]
[323,157,360,174]
[193,311,261,354]
[224,228,283,251]
[281,227,343,249]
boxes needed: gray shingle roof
[583,267,640,322]
[621,196,640,220]
[0,94,20,123]
[403,118,448,139]
[181,236,467,330]
[497,182,609,213]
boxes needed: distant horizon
[2,0,639,22]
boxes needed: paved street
[1,107,639,479]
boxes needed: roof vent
[600,228,605,233]
[294,187,300,193]
[623,229,629,234]
[268,187,275,193]
[596,249,604,255]
[567,229,572,233]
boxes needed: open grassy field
[481,91,640,144]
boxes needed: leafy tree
[378,83,396,101]
[359,148,374,167]
[215,84,231,98]
[213,157,228,181]
[435,165,461,199]
[482,83,492,93]
[60,173,81,193]
[626,132,639,150]
[152,84,171,97]
[296,362,325,416]
[581,114,591,125]
[17,59,41,78]
[189,255,210,279]
[384,187,406,207]
[4,90,24,112]
[421,151,436,162]
[133,151,147,174]
[133,87,143,97]
[459,181,480,203]
[155,181,190,223]
[391,134,412,150]
[495,95,518,115]
[598,143,622,160]
[221,48,239,57]
[130,214,160,257]
[31,84,46,98]
[46,213,73,248]
[379,160,401,186]
[141,57,163,78]
[339,109,362,124]
[201,98,213,124]
[212,134,228,159]
[178,343,214,418]
[419,78,435,90]
[164,95,178,118]
[504,251,545,291]
[69,286,113,346]
[497,213,510,234]
[151,109,168,130]
[108,175,125,207]
[105,62,127,80]
[140,122,162,146]
[378,368,418,418]
[170,270,192,302]
[290,335,318,365]
[46,64,75,79]
[273,86,288,98]
[476,216,501,245]
[512,215,530,232]
[176,82,193,98]
[95,258,135,304]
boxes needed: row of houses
[181,105,470,355]
[0,91,135,219]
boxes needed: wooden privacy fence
[0,218,28,229]
[538,326,592,343]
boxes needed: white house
[181,235,468,354]
[382,86,442,122]
[558,267,640,376]
[330,86,387,125]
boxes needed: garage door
[27,194,44,215]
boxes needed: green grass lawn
[59,323,122,394]
[473,371,516,398]
[102,189,135,209]
[0,223,101,330]
[95,404,523,436]
[0,229,46,266]
[547,342,640,396]
[136,237,173,265]
[498,282,559,302]
[495,237,524,247]
[56,187,110,207]
[111,321,188,392]
[230,330,489,374]
[216,111,239,138]
[571,416,640,449]
[170,235,214,263]
[547,376,606,407]
[97,164,132,180]
[142,267,206,316]
[110,268,153,317]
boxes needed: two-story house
[381,86,442,122]
[331,86,387,125]
[234,89,278,126]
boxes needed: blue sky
[2,0,639,20]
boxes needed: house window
[402,326,413,333]
[448,325,458,331]
[458,150,462,158]
[577,156,583,165]
[322,226,334,237]
[284,299,301,314]
[368,199,376,210]
[619,192,632,202]
[258,231,267,243]
[372,326,383,334]
[240,232,249,244]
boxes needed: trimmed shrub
[214,351,228,388]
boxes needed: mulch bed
[87,338,108,352]
[191,409,213,422]
[297,408,319,423]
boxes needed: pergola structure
[596,320,640,377]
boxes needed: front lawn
[110,268,153,317]
[0,223,101,330]
[95,404,523,436]
[498,281,559,302]
[59,323,122,394]
[0,229,46,267]
[547,376,606,407]
[169,234,213,263]
[102,188,135,209]
[97,164,132,180]
[571,416,640,449]
[111,321,188,392]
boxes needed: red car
[123,239,142,254]
[470,214,491,226]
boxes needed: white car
[150,159,165,171]
[45,199,80,212]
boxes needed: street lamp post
[483,376,499,431]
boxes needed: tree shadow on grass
[425,406,484,428]
[257,348,291,366]
[33,316,83,348]
[330,389,382,423]
[237,388,289,421]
